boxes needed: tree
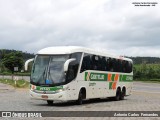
[0,49,6,72]
[2,52,24,74]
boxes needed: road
[0,82,160,120]
[133,82,160,94]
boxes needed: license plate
[41,95,48,99]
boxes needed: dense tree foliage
[133,63,160,80]
[129,57,160,80]
[0,49,34,60]
[129,57,160,64]
[2,52,24,73]
[0,49,34,73]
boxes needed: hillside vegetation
[0,49,34,74]
[129,57,160,82]
[0,49,160,82]
[130,57,160,64]
[133,64,160,81]
[0,49,34,61]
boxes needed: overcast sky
[0,0,160,57]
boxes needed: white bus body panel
[30,46,133,101]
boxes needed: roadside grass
[0,79,29,88]
[0,72,30,76]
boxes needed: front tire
[47,100,54,105]
[77,90,83,105]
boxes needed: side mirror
[25,58,34,71]
[64,58,76,72]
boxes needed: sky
[0,0,160,57]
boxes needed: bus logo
[85,72,107,81]
[86,72,91,81]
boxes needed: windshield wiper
[43,67,47,80]
[37,67,47,85]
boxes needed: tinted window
[80,53,132,73]
[66,53,82,82]
[80,54,91,72]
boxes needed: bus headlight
[56,89,64,92]
[30,85,36,90]
[56,86,69,93]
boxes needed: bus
[25,46,133,105]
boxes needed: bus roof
[37,46,132,62]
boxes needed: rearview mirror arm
[64,58,76,72]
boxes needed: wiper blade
[43,67,47,79]
[37,67,47,85]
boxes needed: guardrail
[0,75,30,81]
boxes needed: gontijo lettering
[90,74,104,80]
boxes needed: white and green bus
[25,46,133,105]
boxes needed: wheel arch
[78,87,86,99]
[117,86,121,92]
[122,86,126,96]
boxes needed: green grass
[0,72,30,76]
[0,79,30,88]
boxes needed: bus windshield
[31,55,69,86]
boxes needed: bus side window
[90,55,99,70]
[101,57,107,71]
[90,55,95,70]
[119,60,123,72]
[127,61,132,73]
[116,59,121,72]
[108,58,113,72]
[113,59,118,72]
[80,54,91,73]
[125,61,129,73]
[130,61,133,73]
[122,61,126,73]
[105,57,109,71]
[84,55,91,71]
[97,56,102,70]
[67,53,82,81]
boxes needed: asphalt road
[132,82,160,93]
[0,82,160,120]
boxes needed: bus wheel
[115,88,121,101]
[120,88,126,100]
[77,90,83,105]
[47,100,54,105]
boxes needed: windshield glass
[31,55,50,85]
[48,56,67,84]
[31,55,69,86]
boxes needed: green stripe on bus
[111,74,115,81]
[109,82,113,89]
[119,75,133,82]
[35,86,63,91]
[85,72,133,82]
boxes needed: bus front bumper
[29,90,67,101]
